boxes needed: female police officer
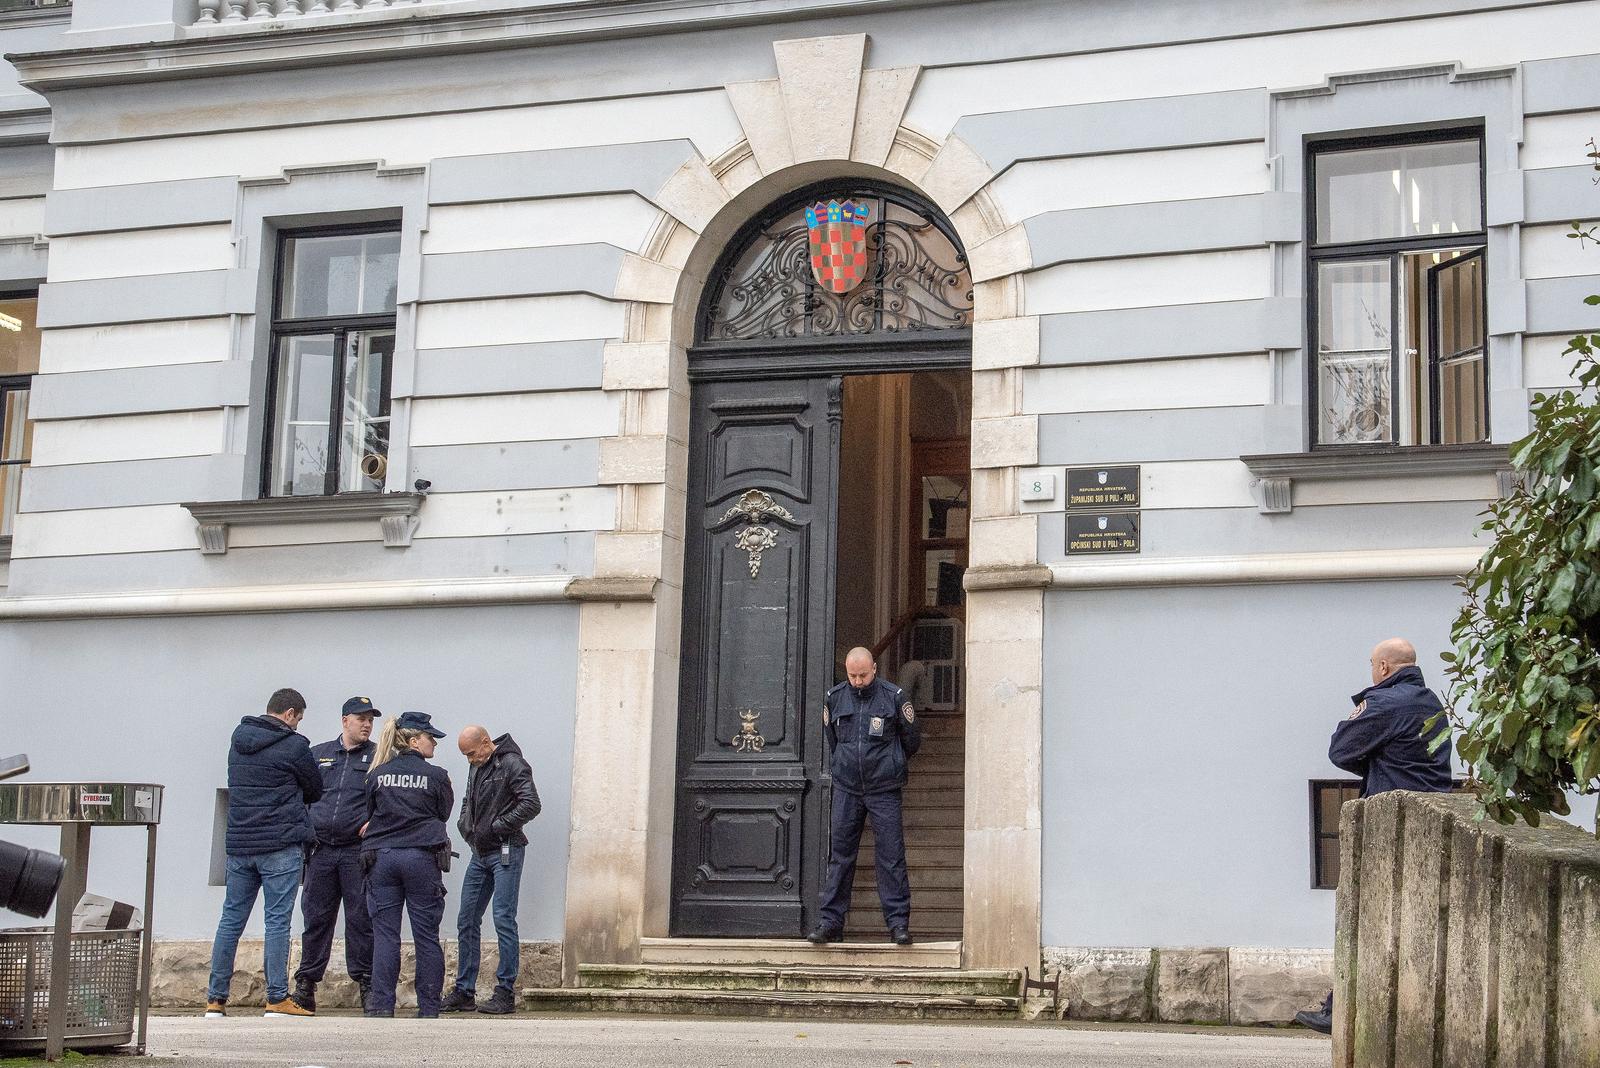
[361,710,453,1018]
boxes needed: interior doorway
[834,370,970,942]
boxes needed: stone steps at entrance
[638,937,961,968]
[848,903,963,933]
[844,885,964,911]
[520,986,1019,1020]
[522,947,1019,1020]
[576,963,1020,998]
[856,863,963,889]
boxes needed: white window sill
[1240,443,1511,513]
[181,492,424,554]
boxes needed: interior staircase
[846,707,964,941]
[523,938,1021,1019]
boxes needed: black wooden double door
[670,375,840,937]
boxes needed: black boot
[357,979,372,1013]
[290,979,316,1014]
[889,927,913,946]
[805,925,842,944]
[1294,992,1333,1034]
[440,987,476,1013]
[477,987,516,1015]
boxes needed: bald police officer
[807,647,922,945]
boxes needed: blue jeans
[207,845,303,1004]
[453,845,525,995]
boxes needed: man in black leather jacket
[441,725,541,1015]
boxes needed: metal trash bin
[0,927,142,1052]
[0,781,162,1060]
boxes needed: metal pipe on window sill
[0,574,578,620]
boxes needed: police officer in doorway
[291,696,380,1013]
[807,646,922,946]
[361,711,454,1018]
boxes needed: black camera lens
[0,838,66,918]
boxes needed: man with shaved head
[1329,637,1453,798]
[1297,638,1454,1033]
[443,723,540,1015]
[807,647,922,946]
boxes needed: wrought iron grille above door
[699,184,974,344]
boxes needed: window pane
[271,335,336,497]
[0,386,27,538]
[1318,838,1342,889]
[337,330,395,493]
[0,298,39,378]
[279,232,400,319]
[1436,253,1487,444]
[1316,140,1481,244]
[1318,259,1394,444]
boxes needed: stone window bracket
[181,492,425,555]
[1241,444,1511,514]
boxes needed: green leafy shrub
[1438,194,1600,831]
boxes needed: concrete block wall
[1333,791,1600,1068]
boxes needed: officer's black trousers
[366,847,445,1016]
[817,787,911,932]
[294,843,372,986]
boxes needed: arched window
[698,183,973,344]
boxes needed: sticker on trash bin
[79,792,113,806]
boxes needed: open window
[1309,132,1487,447]
[262,227,399,498]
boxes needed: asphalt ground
[43,1012,1333,1068]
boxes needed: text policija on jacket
[457,734,541,856]
[362,750,453,853]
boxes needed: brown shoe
[203,1001,226,1018]
[263,998,313,1018]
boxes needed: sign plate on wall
[1067,512,1140,554]
[1066,466,1140,510]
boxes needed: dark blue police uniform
[813,676,922,940]
[1329,664,1454,797]
[293,732,377,998]
[362,714,453,1017]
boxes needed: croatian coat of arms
[805,199,873,294]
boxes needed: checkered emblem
[806,199,872,294]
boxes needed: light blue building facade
[1,0,1597,1021]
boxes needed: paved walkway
[128,1013,1330,1068]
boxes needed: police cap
[395,710,446,738]
[341,696,382,718]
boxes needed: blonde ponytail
[371,719,425,769]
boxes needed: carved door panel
[671,376,840,937]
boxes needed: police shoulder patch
[901,702,915,723]
[1349,699,1368,720]
[822,707,830,726]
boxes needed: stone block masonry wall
[150,940,562,1009]
[1041,946,1330,1025]
[1333,791,1600,1068]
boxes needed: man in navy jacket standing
[1296,638,1454,1033]
[290,696,381,1013]
[205,687,323,1019]
[807,647,922,946]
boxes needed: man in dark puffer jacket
[204,687,323,1019]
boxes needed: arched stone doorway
[670,182,973,938]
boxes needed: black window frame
[1305,125,1489,450]
[1310,777,1470,889]
[1309,778,1363,890]
[0,288,40,544]
[260,222,400,500]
